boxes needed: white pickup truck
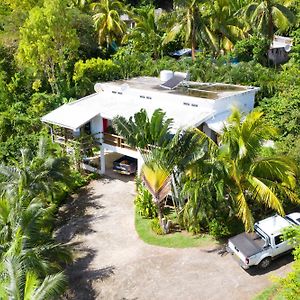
[227,213,300,269]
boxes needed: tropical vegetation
[0,0,300,297]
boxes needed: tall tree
[113,109,213,228]
[201,0,246,54]
[164,0,204,61]
[91,0,127,48]
[127,5,164,59]
[243,0,295,38]
[17,0,80,95]
[217,109,298,230]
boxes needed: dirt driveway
[57,177,293,300]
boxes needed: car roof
[255,215,292,237]
[286,212,300,225]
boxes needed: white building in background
[41,72,259,175]
[268,35,293,65]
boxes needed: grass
[135,210,216,248]
[253,285,287,300]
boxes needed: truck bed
[228,232,266,257]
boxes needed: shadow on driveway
[63,246,115,300]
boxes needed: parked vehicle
[227,213,300,269]
[113,155,137,175]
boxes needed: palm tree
[127,5,164,59]
[0,256,67,300]
[218,109,298,230]
[91,0,127,48]
[113,109,214,229]
[243,0,295,39]
[141,162,171,227]
[0,137,71,202]
[113,108,173,151]
[164,0,204,61]
[0,195,71,277]
[202,0,246,54]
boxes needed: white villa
[41,72,259,175]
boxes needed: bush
[73,58,121,96]
[208,218,231,239]
[234,35,270,65]
[135,178,157,219]
[150,218,164,235]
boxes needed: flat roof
[42,76,258,132]
[101,77,257,100]
[41,90,213,131]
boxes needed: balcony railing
[103,132,134,150]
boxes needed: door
[272,234,292,256]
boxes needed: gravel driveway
[57,177,293,300]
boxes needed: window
[84,122,91,135]
[274,234,283,245]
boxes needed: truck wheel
[259,257,271,269]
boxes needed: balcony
[103,132,135,150]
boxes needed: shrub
[208,218,231,239]
[73,58,121,96]
[234,35,270,65]
[135,178,157,219]
[151,218,164,235]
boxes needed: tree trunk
[156,201,163,227]
[267,1,274,40]
[191,21,196,61]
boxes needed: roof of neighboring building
[270,35,293,51]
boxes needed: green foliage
[73,58,121,96]
[135,210,214,248]
[234,35,270,65]
[135,178,157,219]
[17,0,80,95]
[291,27,300,63]
[0,257,68,300]
[0,138,74,298]
[91,0,127,48]
[150,218,165,235]
[260,64,300,163]
[113,47,154,78]
[113,108,173,149]
[208,218,231,239]
[189,57,277,100]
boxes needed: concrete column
[99,116,105,174]
[100,146,105,174]
[137,152,144,175]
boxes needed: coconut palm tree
[242,0,295,38]
[0,256,67,300]
[91,0,127,48]
[218,109,298,230]
[164,0,204,61]
[202,0,246,54]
